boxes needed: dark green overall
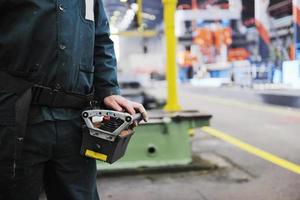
[0,0,120,199]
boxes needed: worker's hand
[103,95,149,125]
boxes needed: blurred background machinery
[97,0,214,172]
[103,0,300,89]
[95,0,300,173]
[87,2,300,200]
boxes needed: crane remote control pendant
[80,110,142,164]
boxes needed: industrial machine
[97,110,212,171]
[119,78,165,110]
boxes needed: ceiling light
[142,12,156,21]
[110,16,117,22]
[114,11,121,16]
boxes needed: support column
[162,0,181,112]
[137,0,143,31]
[293,0,300,59]
[255,0,270,62]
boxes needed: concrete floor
[98,84,300,200]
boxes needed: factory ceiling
[104,0,291,31]
[103,0,163,31]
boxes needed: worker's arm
[93,0,120,102]
[93,0,148,122]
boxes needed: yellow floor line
[201,126,300,175]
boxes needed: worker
[178,46,198,83]
[0,1,148,199]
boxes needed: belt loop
[89,100,98,108]
[32,85,58,106]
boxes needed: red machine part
[228,48,250,61]
[103,115,111,123]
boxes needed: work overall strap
[0,71,34,160]
[14,88,32,159]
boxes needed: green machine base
[97,110,212,171]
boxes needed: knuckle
[134,102,142,108]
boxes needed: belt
[31,85,94,109]
[0,70,95,162]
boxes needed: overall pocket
[79,0,95,22]
[79,0,95,67]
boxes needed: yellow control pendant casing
[80,126,134,164]
[85,149,108,161]
[80,110,142,164]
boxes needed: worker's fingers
[131,102,148,122]
[103,96,123,112]
[103,95,148,123]
[141,112,148,122]
[108,101,123,112]
[115,96,136,115]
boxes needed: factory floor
[98,83,300,200]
